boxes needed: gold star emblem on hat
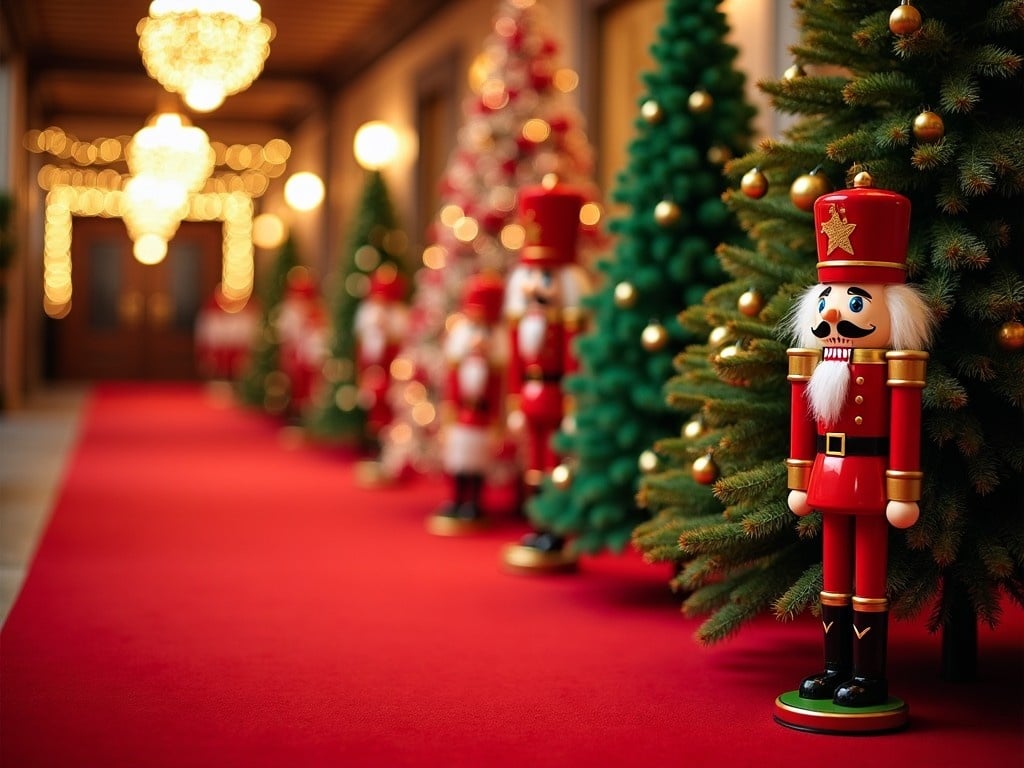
[523,209,542,245]
[820,203,857,256]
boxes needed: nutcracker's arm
[786,349,819,494]
[885,351,928,503]
[562,307,587,377]
[505,315,524,413]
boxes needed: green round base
[774,690,909,735]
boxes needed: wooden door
[53,216,222,380]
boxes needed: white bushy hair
[786,282,937,351]
[503,263,592,317]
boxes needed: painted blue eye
[849,296,864,312]
[817,298,826,313]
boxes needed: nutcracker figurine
[774,173,937,734]
[502,183,592,572]
[354,263,409,447]
[275,267,327,421]
[426,272,507,536]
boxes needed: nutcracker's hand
[886,500,919,529]
[787,490,811,517]
[506,409,525,435]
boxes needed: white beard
[457,356,488,400]
[806,360,850,427]
[518,312,546,358]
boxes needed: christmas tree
[305,170,409,445]
[378,0,606,479]
[526,0,756,555]
[237,234,301,415]
[634,0,1024,665]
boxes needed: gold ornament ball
[790,171,832,212]
[889,3,922,35]
[691,454,718,485]
[913,110,945,143]
[707,145,732,165]
[551,463,573,490]
[998,321,1024,350]
[654,200,682,226]
[783,64,806,81]
[738,289,765,317]
[638,450,660,474]
[641,322,669,351]
[614,281,638,309]
[708,325,730,348]
[683,417,704,440]
[740,168,768,199]
[717,344,739,361]
[688,90,713,113]
[640,99,664,124]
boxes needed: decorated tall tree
[377,0,606,479]
[633,0,1024,680]
[526,0,756,555]
[237,233,301,415]
[305,170,409,445]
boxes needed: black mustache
[811,320,876,339]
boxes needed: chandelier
[137,0,275,113]
[122,111,215,262]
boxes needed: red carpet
[2,383,1022,767]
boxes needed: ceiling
[2,0,455,135]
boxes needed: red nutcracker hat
[462,271,505,325]
[367,263,406,302]
[517,182,584,266]
[814,172,910,285]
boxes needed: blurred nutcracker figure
[195,283,259,384]
[275,267,327,421]
[354,263,409,448]
[775,173,936,734]
[502,183,592,572]
[427,272,507,536]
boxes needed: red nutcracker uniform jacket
[787,347,928,514]
[507,308,584,423]
[446,353,502,428]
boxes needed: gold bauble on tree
[740,167,768,199]
[638,450,660,474]
[614,281,637,309]
[708,325,730,348]
[691,453,718,485]
[551,463,573,490]
[707,145,732,165]
[913,110,945,143]
[688,89,713,113]
[640,99,664,124]
[683,417,704,440]
[738,288,765,317]
[889,1,922,35]
[783,63,806,81]
[654,199,682,226]
[998,321,1024,350]
[790,169,832,211]
[641,321,669,351]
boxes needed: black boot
[834,598,889,707]
[455,474,485,521]
[435,474,467,517]
[520,530,565,552]
[799,593,853,700]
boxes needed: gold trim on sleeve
[786,458,812,490]
[886,469,923,501]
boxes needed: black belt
[816,433,889,457]
[524,372,563,383]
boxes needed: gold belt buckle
[825,432,846,456]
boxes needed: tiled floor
[0,384,89,627]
